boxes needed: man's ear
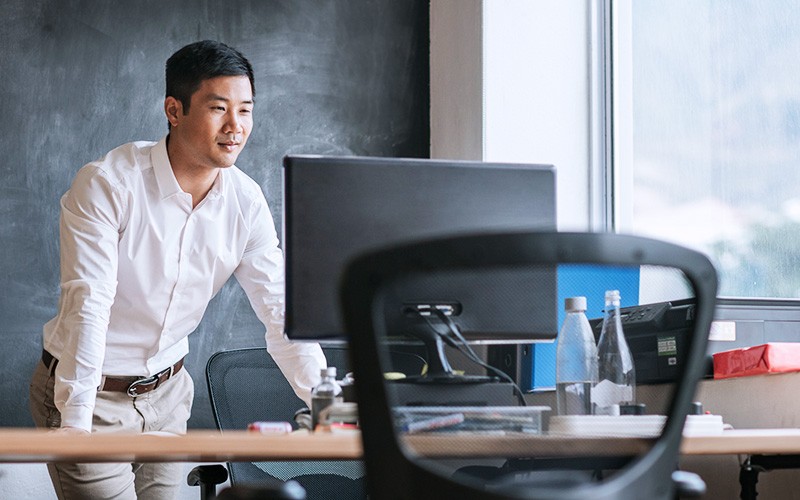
[164,96,183,128]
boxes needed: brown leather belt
[41,350,184,397]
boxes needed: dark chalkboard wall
[0,0,429,428]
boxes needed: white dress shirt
[43,136,325,431]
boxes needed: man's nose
[224,111,242,134]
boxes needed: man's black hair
[165,40,255,115]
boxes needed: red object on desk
[713,343,800,379]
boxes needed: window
[613,0,800,298]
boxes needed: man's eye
[241,109,252,114]
[212,106,225,111]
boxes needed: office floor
[0,462,230,499]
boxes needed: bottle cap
[564,296,587,312]
[321,367,336,377]
[605,290,621,302]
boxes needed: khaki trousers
[29,358,194,500]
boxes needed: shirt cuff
[59,404,94,433]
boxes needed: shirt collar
[151,135,227,202]
[206,167,226,202]
[152,135,183,200]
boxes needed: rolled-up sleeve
[234,194,325,407]
[51,165,124,431]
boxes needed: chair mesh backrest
[205,346,426,498]
[207,348,306,430]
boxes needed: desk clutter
[251,406,726,439]
[246,340,729,439]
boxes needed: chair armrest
[217,480,307,500]
[188,464,229,500]
[672,470,706,498]
[188,464,229,487]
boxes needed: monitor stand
[397,330,498,385]
[387,332,515,407]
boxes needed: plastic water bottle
[311,367,340,430]
[556,296,599,415]
[593,290,636,415]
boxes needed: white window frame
[608,0,634,233]
[430,1,596,231]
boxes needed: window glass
[627,0,800,297]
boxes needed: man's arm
[50,165,123,431]
[234,194,325,407]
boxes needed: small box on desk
[393,406,550,435]
[548,414,724,437]
[713,342,800,379]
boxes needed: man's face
[167,75,254,170]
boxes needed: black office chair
[340,231,718,500]
[191,345,426,499]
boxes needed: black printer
[589,298,698,385]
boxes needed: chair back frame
[341,231,718,500]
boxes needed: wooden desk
[681,428,800,455]
[0,428,798,463]
[416,429,800,458]
[0,429,361,463]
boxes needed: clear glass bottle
[593,290,636,415]
[311,367,340,430]
[556,296,599,415]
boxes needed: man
[29,40,326,499]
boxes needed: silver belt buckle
[127,375,158,397]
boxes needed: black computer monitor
[283,155,557,378]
